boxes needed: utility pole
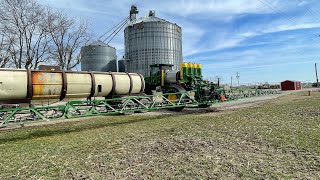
[236,72,240,87]
[230,76,233,88]
[315,63,319,88]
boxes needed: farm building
[280,80,302,91]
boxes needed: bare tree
[0,34,13,68]
[0,0,52,69]
[0,0,91,70]
[45,10,90,70]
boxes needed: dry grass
[0,92,319,179]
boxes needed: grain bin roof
[135,16,167,23]
[129,15,181,28]
[86,40,115,49]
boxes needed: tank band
[137,73,145,94]
[108,72,116,98]
[60,71,67,100]
[126,72,133,95]
[26,68,32,99]
[88,72,95,98]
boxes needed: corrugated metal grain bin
[124,10,183,76]
[118,59,126,72]
[81,40,117,72]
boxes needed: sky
[39,0,320,84]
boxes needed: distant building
[280,80,302,91]
[223,85,231,90]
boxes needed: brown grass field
[0,92,319,179]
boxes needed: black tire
[167,106,185,112]
[198,104,211,108]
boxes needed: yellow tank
[180,62,188,68]
[0,69,145,101]
[192,63,197,75]
[180,62,188,80]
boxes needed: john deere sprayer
[144,62,226,111]
[0,63,281,128]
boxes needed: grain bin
[118,59,126,72]
[81,40,117,72]
[124,9,183,76]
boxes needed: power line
[259,0,304,29]
[258,0,318,37]
[297,0,320,23]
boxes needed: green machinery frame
[0,89,281,128]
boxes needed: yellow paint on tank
[180,62,188,68]
[0,70,27,100]
[130,74,142,94]
[93,74,113,97]
[32,72,63,99]
[114,73,130,95]
[180,62,188,80]
[66,73,91,98]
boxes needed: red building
[280,80,302,91]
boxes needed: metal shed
[280,80,302,91]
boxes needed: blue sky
[39,0,320,84]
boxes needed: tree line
[0,0,91,70]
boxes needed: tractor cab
[144,63,174,94]
[148,63,173,86]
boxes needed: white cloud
[184,19,320,57]
[263,23,320,33]
[192,41,320,78]
[180,21,206,56]
[156,0,279,17]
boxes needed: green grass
[0,92,320,179]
